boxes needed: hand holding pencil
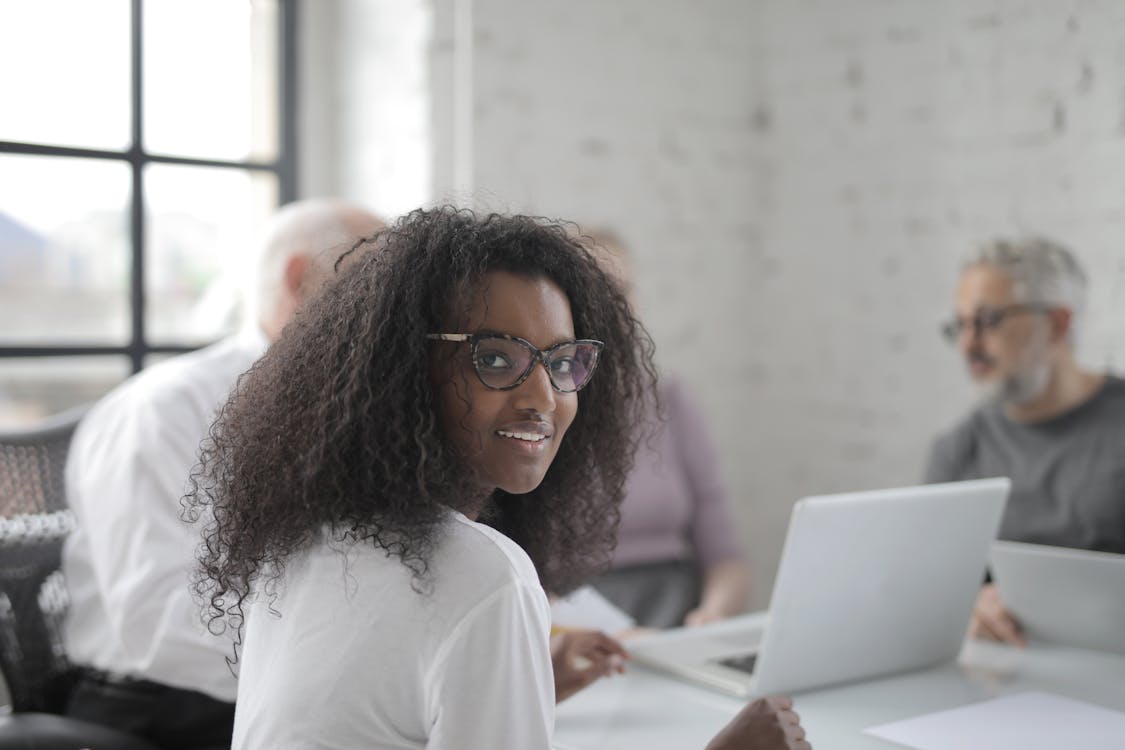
[550,626,630,702]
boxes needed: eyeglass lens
[941,306,1038,343]
[943,315,990,342]
[474,337,599,391]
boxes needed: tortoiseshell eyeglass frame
[426,332,604,392]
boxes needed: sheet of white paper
[551,585,636,634]
[864,691,1125,750]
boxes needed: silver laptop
[626,478,1010,697]
[991,541,1125,655]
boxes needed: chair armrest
[0,713,161,750]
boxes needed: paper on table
[551,585,636,634]
[864,691,1125,750]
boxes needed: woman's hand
[705,696,811,750]
[969,583,1027,646]
[550,628,629,702]
[684,606,727,627]
[685,559,751,627]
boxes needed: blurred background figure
[586,231,750,628]
[926,237,1125,645]
[61,199,384,748]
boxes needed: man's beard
[979,358,1051,405]
[975,329,1052,407]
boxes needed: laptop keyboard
[716,652,758,675]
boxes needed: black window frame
[0,0,298,373]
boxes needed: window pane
[0,357,130,429]
[0,155,131,345]
[0,0,131,150]
[143,0,279,162]
[145,164,278,345]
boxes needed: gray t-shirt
[925,376,1125,554]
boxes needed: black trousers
[65,670,234,750]
[590,559,702,628]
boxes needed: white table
[554,639,1125,749]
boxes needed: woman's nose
[514,360,557,413]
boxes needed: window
[0,0,296,427]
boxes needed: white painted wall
[305,0,1125,609]
[298,0,432,218]
[732,1,1125,606]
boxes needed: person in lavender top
[587,231,750,628]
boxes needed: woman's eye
[478,351,515,371]
[550,357,574,375]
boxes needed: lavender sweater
[610,377,744,569]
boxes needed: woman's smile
[495,420,554,454]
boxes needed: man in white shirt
[61,199,384,749]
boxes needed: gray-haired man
[62,199,385,747]
[926,237,1125,645]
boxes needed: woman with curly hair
[187,207,809,749]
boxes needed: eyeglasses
[427,333,604,392]
[940,304,1049,344]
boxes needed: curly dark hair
[186,206,657,643]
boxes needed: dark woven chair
[0,406,158,750]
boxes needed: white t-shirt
[232,512,556,749]
[62,329,267,702]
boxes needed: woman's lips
[495,421,553,453]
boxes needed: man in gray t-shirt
[926,237,1122,645]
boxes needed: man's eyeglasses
[427,333,604,393]
[940,304,1049,344]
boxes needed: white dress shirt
[232,512,556,749]
[62,328,268,702]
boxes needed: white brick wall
[300,0,432,217]
[745,0,1125,605]
[314,0,1125,609]
[458,0,1125,609]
